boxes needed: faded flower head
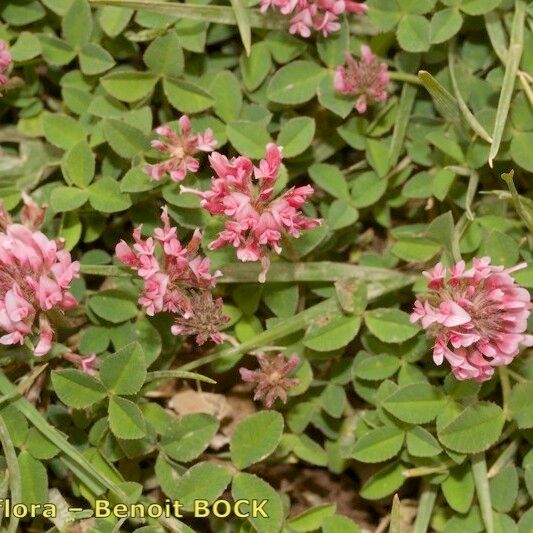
[0,197,79,356]
[411,258,533,382]
[171,290,228,345]
[182,143,322,282]
[240,352,300,408]
[260,0,367,38]
[0,39,12,91]
[144,115,217,183]
[115,206,225,344]
[334,46,390,114]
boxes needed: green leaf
[161,414,219,462]
[460,0,502,16]
[391,238,441,262]
[509,383,533,429]
[351,172,387,208]
[62,140,95,187]
[309,163,350,200]
[79,43,115,75]
[292,434,328,466]
[322,515,361,533]
[267,61,325,105]
[360,462,405,500]
[438,402,505,453]
[430,8,462,44]
[101,71,159,103]
[143,30,183,78]
[490,464,518,513]
[366,139,392,178]
[99,6,134,37]
[89,289,138,323]
[304,314,361,352]
[406,426,441,457]
[230,411,284,469]
[383,383,445,424]
[24,428,60,461]
[286,503,337,531]
[353,354,401,381]
[352,426,405,463]
[51,369,106,408]
[365,308,419,343]
[442,463,475,514]
[88,177,132,213]
[479,230,519,267]
[18,451,48,506]
[62,0,92,48]
[240,42,271,92]
[121,166,159,193]
[226,120,271,159]
[103,119,148,159]
[169,462,232,511]
[100,342,147,396]
[397,15,431,53]
[320,383,346,418]
[42,113,86,150]
[10,31,42,62]
[108,396,147,440]
[211,70,242,123]
[277,117,315,158]
[317,72,355,119]
[232,473,284,533]
[511,132,533,172]
[326,200,359,230]
[163,77,214,113]
[50,186,88,212]
[317,19,349,68]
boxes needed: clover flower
[0,197,79,356]
[115,207,225,344]
[144,115,217,183]
[260,0,367,38]
[334,46,390,114]
[239,353,300,408]
[0,39,12,93]
[411,258,533,382]
[181,144,322,282]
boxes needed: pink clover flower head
[239,352,300,408]
[261,0,367,38]
[115,206,225,344]
[411,258,533,382]
[0,199,79,357]
[181,143,322,282]
[334,46,390,114]
[144,115,217,183]
[0,39,12,91]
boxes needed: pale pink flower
[240,353,300,408]
[144,116,217,183]
[334,46,390,113]
[0,199,79,356]
[411,258,533,382]
[182,144,322,282]
[0,40,11,91]
[261,0,367,38]
[115,206,225,344]
[63,352,98,376]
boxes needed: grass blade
[145,370,216,384]
[388,494,401,533]
[484,11,509,64]
[89,0,284,29]
[448,43,493,143]
[389,83,418,166]
[418,70,460,123]
[488,0,526,167]
[0,414,21,533]
[229,0,252,55]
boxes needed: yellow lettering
[95,500,110,518]
[233,500,250,518]
[252,500,268,518]
[194,500,210,517]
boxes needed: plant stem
[499,366,511,419]
[389,71,423,86]
[487,439,519,478]
[471,452,494,533]
[413,482,437,533]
